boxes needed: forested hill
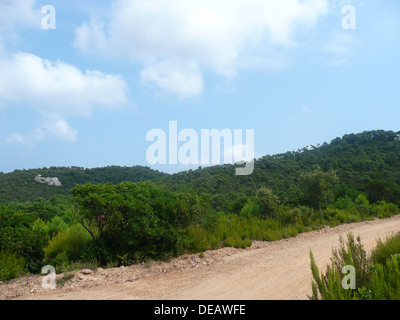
[0,166,168,202]
[1,130,400,207]
[155,130,400,210]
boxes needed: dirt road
[2,215,400,300]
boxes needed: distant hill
[1,130,400,209]
[0,166,168,202]
[155,130,400,211]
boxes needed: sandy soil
[2,215,400,300]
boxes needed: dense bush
[371,233,400,266]
[46,216,69,237]
[44,224,91,265]
[310,232,400,300]
[239,200,260,219]
[359,255,400,300]
[0,207,49,273]
[71,182,207,264]
[0,250,28,281]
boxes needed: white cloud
[0,52,128,115]
[6,118,78,147]
[73,17,108,56]
[0,0,40,47]
[6,130,44,148]
[140,60,204,99]
[0,52,128,144]
[74,0,330,97]
[42,118,78,142]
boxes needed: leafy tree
[255,187,280,218]
[71,181,205,262]
[298,166,339,214]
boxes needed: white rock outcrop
[34,174,63,187]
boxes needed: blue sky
[0,0,399,174]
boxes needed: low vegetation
[1,177,398,281]
[310,232,400,300]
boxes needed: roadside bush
[371,201,399,219]
[282,226,298,239]
[310,233,400,300]
[371,232,400,266]
[358,255,400,300]
[310,233,369,300]
[330,233,370,288]
[0,250,28,281]
[71,182,206,263]
[51,251,71,273]
[184,225,220,253]
[224,236,252,249]
[44,224,91,264]
[310,251,355,300]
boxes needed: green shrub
[0,210,49,273]
[330,233,370,288]
[46,216,68,237]
[334,197,355,210]
[277,206,299,226]
[44,224,91,263]
[371,232,400,266]
[335,210,348,224]
[262,229,282,242]
[71,182,206,262]
[61,259,98,273]
[309,251,355,300]
[360,255,400,300]
[51,251,71,273]
[184,225,221,253]
[282,226,298,239]
[239,200,260,219]
[371,201,399,219]
[0,250,28,281]
[224,236,237,248]
[347,214,361,223]
[310,233,400,300]
[324,207,338,220]
[224,236,252,249]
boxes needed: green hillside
[156,130,400,211]
[1,129,400,208]
[0,165,168,202]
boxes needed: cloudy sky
[0,0,399,173]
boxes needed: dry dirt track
[2,215,400,300]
